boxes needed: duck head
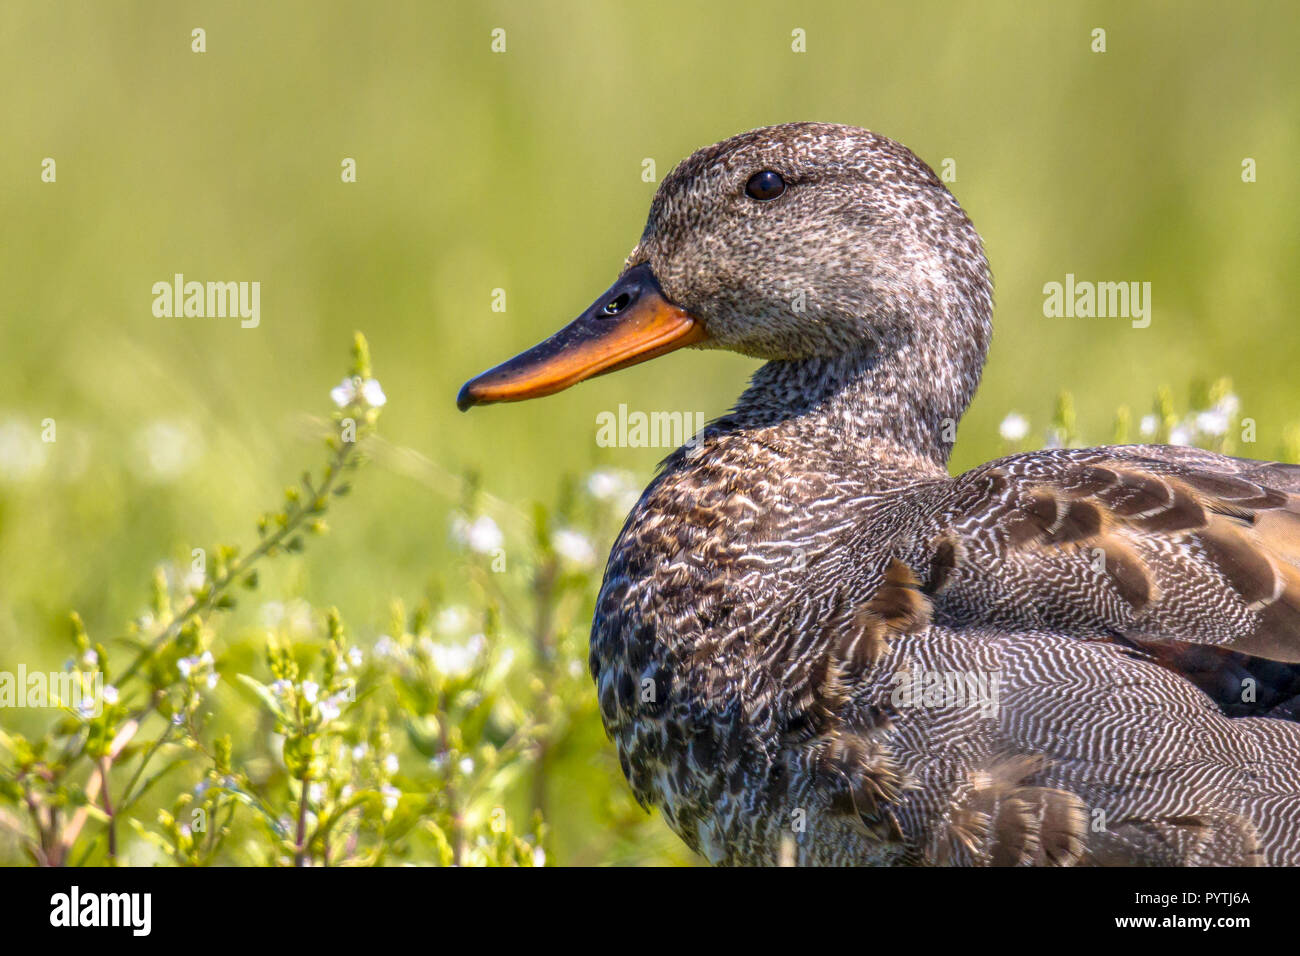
[457,122,992,461]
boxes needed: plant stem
[118,438,355,687]
[294,770,311,866]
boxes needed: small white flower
[331,377,386,409]
[301,681,319,704]
[585,469,625,501]
[381,785,401,811]
[532,846,546,867]
[347,647,364,668]
[435,606,470,635]
[0,419,49,482]
[453,514,504,554]
[351,743,369,761]
[308,783,324,805]
[270,679,292,697]
[998,412,1030,443]
[81,649,99,668]
[552,528,596,568]
[205,672,219,691]
[458,757,475,775]
[1169,426,1192,446]
[102,685,119,705]
[1196,409,1229,437]
[330,379,356,407]
[177,655,198,678]
[373,635,397,659]
[130,420,200,483]
[384,753,400,775]
[1215,393,1241,417]
[1139,415,1158,438]
[319,696,342,722]
[429,635,486,678]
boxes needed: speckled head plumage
[630,123,991,365]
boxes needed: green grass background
[2,1,1298,863]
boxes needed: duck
[457,122,1300,866]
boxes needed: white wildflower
[331,376,387,409]
[1139,415,1158,438]
[319,696,342,722]
[0,419,49,482]
[585,469,625,501]
[452,514,504,554]
[130,420,200,483]
[435,605,470,635]
[998,412,1030,443]
[301,681,319,704]
[552,528,596,568]
[429,634,486,678]
[1196,409,1229,437]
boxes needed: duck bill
[457,263,706,411]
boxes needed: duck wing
[909,446,1300,662]
[793,561,1300,865]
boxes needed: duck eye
[745,170,786,201]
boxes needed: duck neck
[726,322,987,480]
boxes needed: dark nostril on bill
[601,292,633,316]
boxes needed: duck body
[594,425,1300,865]
[460,123,1300,865]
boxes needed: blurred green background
[2,1,1298,864]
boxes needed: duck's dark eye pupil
[745,170,786,201]
[602,293,632,316]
